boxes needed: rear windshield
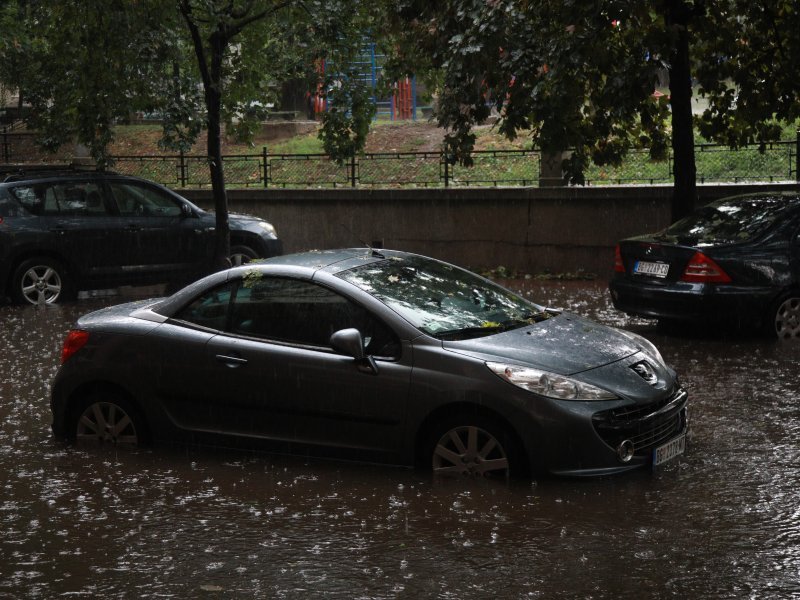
[663,194,798,246]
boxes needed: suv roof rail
[0,164,116,183]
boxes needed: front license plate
[652,434,686,466]
[634,260,669,278]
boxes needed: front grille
[592,388,688,454]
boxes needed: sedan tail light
[681,251,732,283]
[613,245,625,273]
[61,330,90,363]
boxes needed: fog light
[617,439,635,463]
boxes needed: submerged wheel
[773,294,800,340]
[72,393,145,446]
[229,245,258,267]
[426,414,523,479]
[11,257,71,305]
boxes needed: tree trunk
[180,3,232,272]
[666,0,697,222]
[206,90,231,270]
[206,38,231,270]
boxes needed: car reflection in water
[51,249,688,478]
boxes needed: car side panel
[151,325,412,461]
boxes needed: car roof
[709,191,800,208]
[258,248,406,274]
[154,248,415,316]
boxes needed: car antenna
[339,224,385,259]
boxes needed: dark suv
[0,171,282,304]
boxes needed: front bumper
[526,384,689,477]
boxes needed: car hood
[443,312,641,375]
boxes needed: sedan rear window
[663,194,797,246]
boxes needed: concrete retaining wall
[180,183,799,278]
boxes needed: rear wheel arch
[65,382,150,445]
[414,402,532,478]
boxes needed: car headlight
[258,221,277,237]
[486,362,618,401]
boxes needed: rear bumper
[609,278,777,323]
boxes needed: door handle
[215,353,248,367]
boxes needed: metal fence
[3,126,799,188]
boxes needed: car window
[175,277,399,357]
[107,182,182,217]
[0,190,24,217]
[176,281,236,331]
[662,194,797,246]
[9,181,108,216]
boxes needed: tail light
[61,330,90,363]
[613,245,625,273]
[681,251,732,283]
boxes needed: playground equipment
[312,43,419,121]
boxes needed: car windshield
[660,194,795,246]
[336,255,551,340]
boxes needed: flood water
[1,281,799,598]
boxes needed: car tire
[770,292,800,340]
[424,412,526,479]
[229,245,259,267]
[70,392,148,446]
[10,257,73,305]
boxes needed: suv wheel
[11,257,72,305]
[229,245,258,266]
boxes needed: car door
[8,179,128,279]
[156,275,412,457]
[106,179,212,277]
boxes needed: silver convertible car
[51,249,688,478]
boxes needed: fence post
[179,151,187,187]
[443,152,450,188]
[796,130,799,182]
[2,127,8,163]
[350,153,357,188]
[262,146,269,188]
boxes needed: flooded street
[1,281,799,598]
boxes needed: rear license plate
[634,260,669,278]
[652,433,686,466]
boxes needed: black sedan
[610,192,800,339]
[51,249,688,478]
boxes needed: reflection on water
[1,283,799,598]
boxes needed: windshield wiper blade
[433,325,507,340]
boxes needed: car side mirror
[180,203,193,218]
[330,328,378,375]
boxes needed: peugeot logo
[631,361,658,386]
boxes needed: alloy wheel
[432,425,510,478]
[775,297,800,340]
[20,265,63,305]
[76,401,139,445]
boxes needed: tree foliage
[379,0,800,217]
[0,0,378,265]
[0,0,174,166]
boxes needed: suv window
[9,181,108,216]
[107,181,182,217]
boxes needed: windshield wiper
[432,325,508,340]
